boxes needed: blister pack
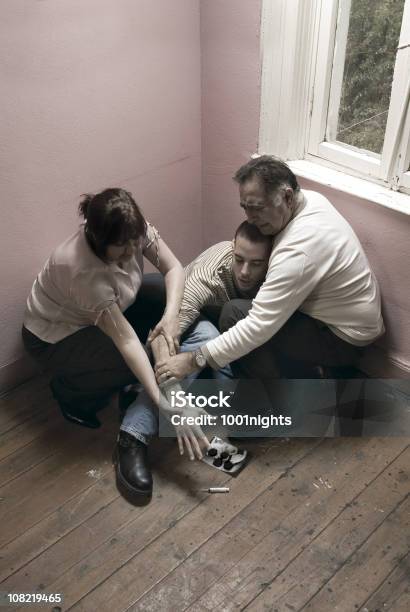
[202,436,248,475]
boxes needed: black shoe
[60,405,101,429]
[113,432,152,498]
[50,380,101,429]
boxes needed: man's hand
[147,315,180,355]
[155,352,197,383]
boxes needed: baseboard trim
[360,345,410,395]
[0,355,41,397]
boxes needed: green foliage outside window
[336,0,405,154]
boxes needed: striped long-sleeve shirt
[178,241,240,334]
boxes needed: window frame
[259,0,410,197]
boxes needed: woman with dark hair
[22,187,199,499]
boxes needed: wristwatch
[194,348,207,368]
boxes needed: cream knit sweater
[202,190,384,368]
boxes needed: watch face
[196,351,206,367]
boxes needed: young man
[178,220,273,338]
[117,221,272,497]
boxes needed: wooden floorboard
[359,551,410,611]
[69,439,320,612]
[0,376,50,433]
[243,447,410,612]
[0,376,408,612]
[165,439,409,612]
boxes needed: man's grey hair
[234,155,300,195]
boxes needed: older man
[156,156,384,382]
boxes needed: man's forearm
[151,333,172,363]
[178,273,219,336]
[163,265,185,320]
[151,333,183,400]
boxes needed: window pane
[336,0,405,154]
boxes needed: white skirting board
[0,355,40,398]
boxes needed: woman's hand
[155,352,197,383]
[148,315,180,355]
[158,394,210,459]
[174,422,210,460]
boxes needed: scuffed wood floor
[0,375,409,612]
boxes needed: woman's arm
[151,334,209,459]
[97,303,161,406]
[97,304,207,459]
[144,235,185,354]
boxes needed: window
[259,0,410,196]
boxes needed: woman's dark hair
[234,155,299,195]
[78,188,147,258]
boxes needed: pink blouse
[24,223,159,343]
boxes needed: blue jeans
[120,318,232,444]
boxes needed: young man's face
[232,235,271,297]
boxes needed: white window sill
[289,160,410,216]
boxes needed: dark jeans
[218,299,362,379]
[22,274,166,412]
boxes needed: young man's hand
[147,315,180,355]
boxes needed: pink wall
[200,0,263,246]
[1,0,201,391]
[299,180,410,374]
[2,0,409,391]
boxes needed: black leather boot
[114,431,153,499]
